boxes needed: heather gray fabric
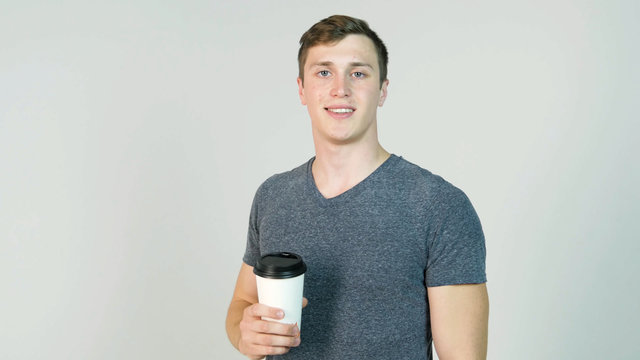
[243,154,486,359]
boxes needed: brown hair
[298,15,388,87]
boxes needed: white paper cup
[254,252,307,330]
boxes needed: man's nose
[330,75,350,97]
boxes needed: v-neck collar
[306,154,399,207]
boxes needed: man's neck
[312,142,390,199]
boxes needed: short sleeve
[242,186,262,267]
[425,184,487,287]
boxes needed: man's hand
[237,303,301,359]
[227,263,309,359]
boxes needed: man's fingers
[240,324,300,355]
[248,298,308,319]
[247,303,284,320]
[255,333,301,348]
[250,319,300,337]
[250,344,292,356]
[239,341,292,358]
[238,303,303,359]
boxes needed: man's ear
[297,77,307,105]
[378,79,389,107]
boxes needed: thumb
[302,297,309,308]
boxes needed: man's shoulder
[255,158,312,196]
[391,155,446,189]
[390,155,468,203]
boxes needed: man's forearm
[226,298,253,350]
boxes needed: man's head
[298,15,388,87]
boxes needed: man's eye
[318,70,330,77]
[353,72,366,78]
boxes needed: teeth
[327,108,354,113]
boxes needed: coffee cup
[254,252,307,330]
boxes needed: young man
[226,15,488,359]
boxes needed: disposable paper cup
[254,252,306,330]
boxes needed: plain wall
[1,1,638,359]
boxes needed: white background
[1,1,638,359]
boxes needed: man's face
[297,34,389,146]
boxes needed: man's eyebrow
[311,61,335,67]
[349,62,374,69]
[310,61,374,69]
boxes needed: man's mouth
[325,108,354,113]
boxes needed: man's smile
[324,105,356,118]
[324,105,356,119]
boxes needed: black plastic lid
[254,252,307,279]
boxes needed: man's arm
[428,283,489,360]
[226,262,302,359]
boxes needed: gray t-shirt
[243,155,486,359]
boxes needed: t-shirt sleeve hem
[426,276,487,288]
[242,254,258,268]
